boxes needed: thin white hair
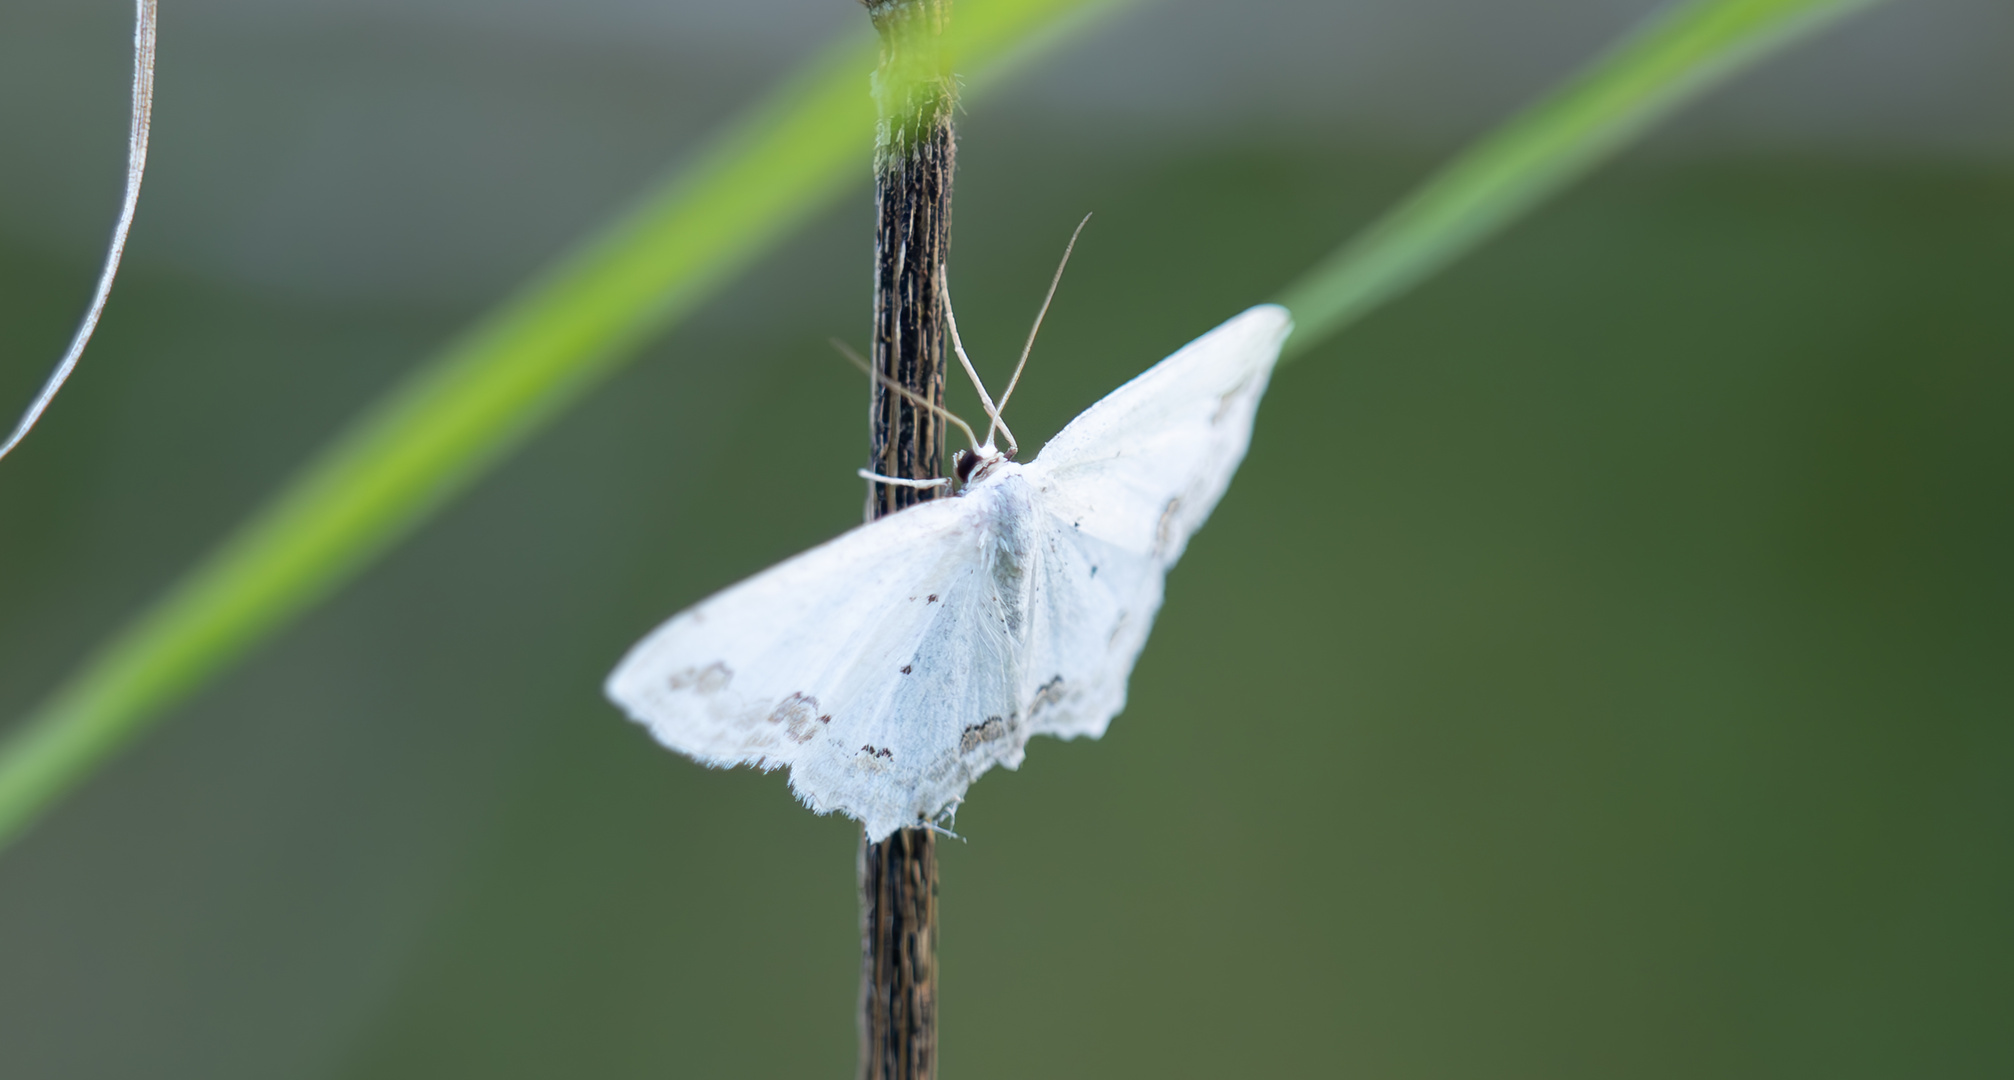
[0,0,159,464]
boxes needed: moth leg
[858,469,950,490]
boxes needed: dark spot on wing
[819,714,832,724]
[698,662,732,693]
[877,748,893,759]
[1154,497,1182,555]
[770,692,822,743]
[861,744,876,754]
[927,594,938,603]
[1090,565,1097,578]
[900,664,913,674]
[1213,376,1252,423]
[668,661,733,694]
[959,716,1009,753]
[1030,675,1067,717]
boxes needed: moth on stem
[0,0,159,464]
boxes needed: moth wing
[1007,504,1164,742]
[605,488,1027,840]
[1026,303,1291,568]
[1013,304,1292,740]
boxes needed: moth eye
[954,450,979,484]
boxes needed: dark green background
[3,121,2011,1079]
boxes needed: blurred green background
[2,1,2011,1077]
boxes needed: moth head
[954,446,1010,489]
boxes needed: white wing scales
[605,491,1023,839]
[606,304,1292,839]
[1027,303,1290,569]
[1008,304,1291,742]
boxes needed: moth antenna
[830,338,981,453]
[0,0,158,464]
[938,268,1017,454]
[989,212,1090,445]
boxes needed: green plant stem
[1276,0,1878,354]
[0,0,1128,850]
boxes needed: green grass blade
[1276,0,1879,355]
[0,0,1128,850]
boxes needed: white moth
[606,303,1293,840]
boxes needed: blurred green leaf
[1276,0,1878,352]
[0,0,1878,852]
